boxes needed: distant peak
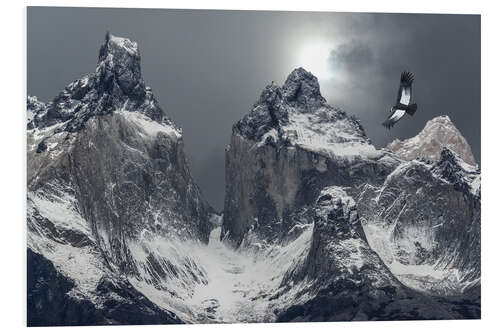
[387,115,477,166]
[433,115,452,122]
[424,115,453,128]
[282,67,326,106]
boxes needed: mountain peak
[27,33,168,131]
[387,115,477,166]
[430,115,452,123]
[436,146,478,174]
[231,66,376,165]
[96,33,145,97]
[282,67,326,106]
[99,33,139,60]
[431,147,480,197]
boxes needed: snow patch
[117,110,181,139]
[109,34,138,55]
[28,185,91,237]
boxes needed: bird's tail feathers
[406,103,417,116]
[382,120,392,129]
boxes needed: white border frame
[2,1,498,332]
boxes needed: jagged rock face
[387,115,477,166]
[223,68,399,247]
[27,34,213,325]
[358,148,480,295]
[273,187,465,321]
[29,34,167,133]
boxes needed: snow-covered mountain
[387,115,477,166]
[27,33,214,325]
[223,68,398,247]
[222,67,480,319]
[27,36,480,325]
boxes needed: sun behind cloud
[295,40,333,80]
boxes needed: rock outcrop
[387,115,477,166]
[358,147,480,296]
[272,188,464,321]
[27,33,213,325]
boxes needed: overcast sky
[28,7,480,210]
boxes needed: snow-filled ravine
[130,226,313,323]
[188,227,275,323]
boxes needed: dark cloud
[321,14,480,167]
[28,8,480,210]
[328,40,374,72]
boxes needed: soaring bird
[382,71,418,129]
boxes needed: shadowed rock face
[223,68,399,247]
[387,115,477,166]
[27,249,182,326]
[27,34,213,325]
[273,187,469,321]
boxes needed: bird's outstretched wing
[395,71,414,106]
[382,109,405,129]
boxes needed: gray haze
[28,7,480,210]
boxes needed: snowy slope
[359,148,480,296]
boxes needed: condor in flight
[382,71,418,129]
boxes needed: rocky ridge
[358,147,480,296]
[272,187,463,321]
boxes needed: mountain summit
[28,33,170,133]
[233,67,374,160]
[387,115,477,165]
[224,68,394,247]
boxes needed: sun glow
[296,40,333,80]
